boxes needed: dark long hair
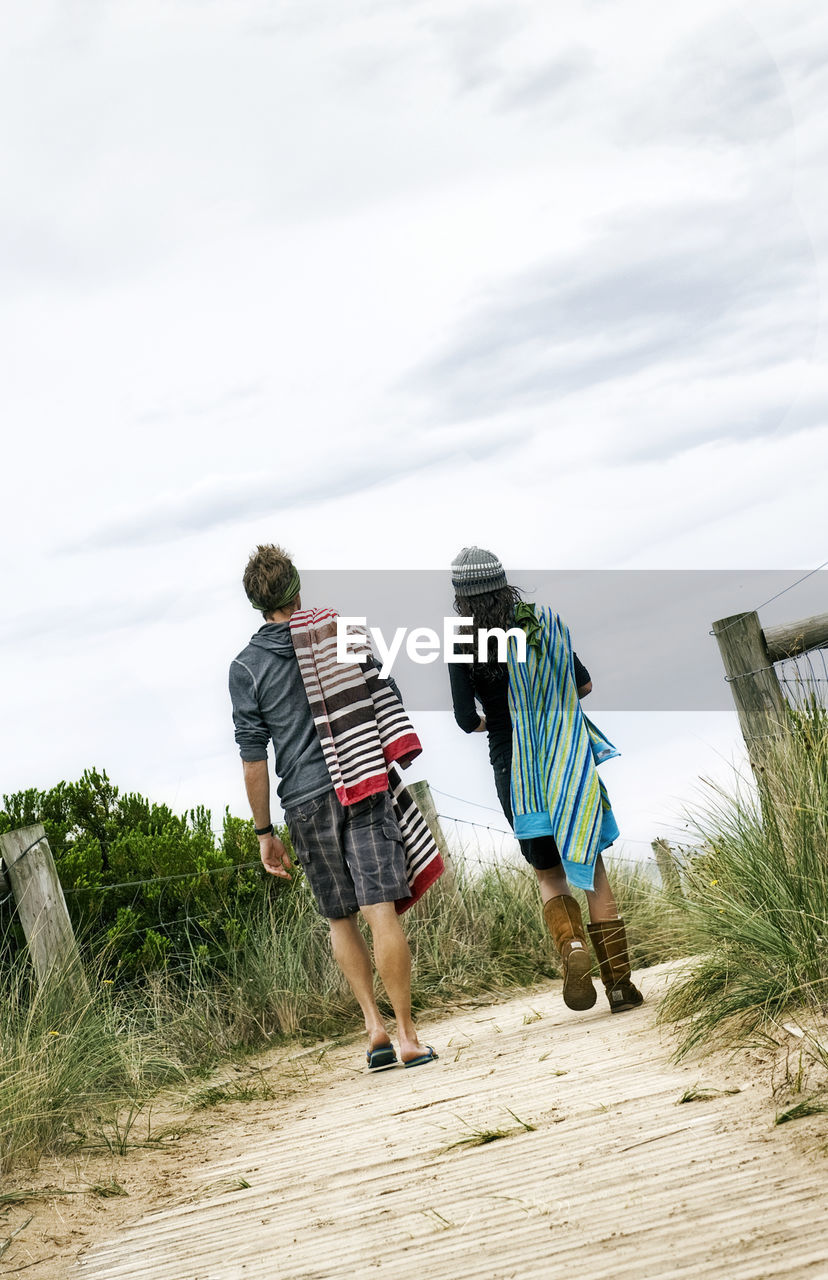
[453,584,524,675]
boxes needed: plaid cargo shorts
[284,788,410,919]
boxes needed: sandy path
[61,961,828,1280]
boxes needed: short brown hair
[243,544,299,615]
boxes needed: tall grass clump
[606,860,693,968]
[0,953,183,1173]
[142,888,355,1065]
[660,710,828,1055]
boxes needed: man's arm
[242,759,292,879]
[229,661,292,879]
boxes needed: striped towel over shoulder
[289,607,420,803]
[507,606,620,891]
[289,606,444,912]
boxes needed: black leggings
[491,749,562,872]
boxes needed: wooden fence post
[0,825,87,994]
[712,610,787,754]
[763,612,828,662]
[651,838,682,897]
[408,780,456,883]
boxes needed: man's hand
[258,832,292,879]
[242,761,291,876]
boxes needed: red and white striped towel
[289,606,443,912]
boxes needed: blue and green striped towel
[507,606,619,890]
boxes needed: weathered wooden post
[0,825,87,995]
[651,838,682,897]
[408,779,455,883]
[711,611,787,753]
[763,612,828,663]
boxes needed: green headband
[250,567,301,614]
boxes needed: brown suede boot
[543,895,597,1011]
[587,918,644,1013]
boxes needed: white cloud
[1,0,826,839]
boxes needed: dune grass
[0,954,185,1174]
[0,849,680,1173]
[658,712,828,1057]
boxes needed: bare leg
[327,915,391,1052]
[360,902,429,1063]
[534,864,569,904]
[584,854,619,923]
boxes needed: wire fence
[434,812,661,870]
[60,861,264,897]
[710,556,828,639]
[0,850,269,949]
[0,800,672,948]
[775,645,828,711]
[710,556,828,709]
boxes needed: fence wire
[435,813,660,876]
[775,645,828,712]
[710,557,828,637]
[1,803,668,947]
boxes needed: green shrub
[0,768,283,980]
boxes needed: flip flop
[403,1046,439,1068]
[366,1044,398,1071]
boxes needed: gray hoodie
[229,622,332,809]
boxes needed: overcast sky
[1,0,826,861]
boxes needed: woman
[448,546,643,1014]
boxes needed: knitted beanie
[451,546,508,596]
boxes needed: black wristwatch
[254,823,274,837]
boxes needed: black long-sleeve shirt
[448,650,591,762]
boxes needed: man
[229,544,437,1069]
